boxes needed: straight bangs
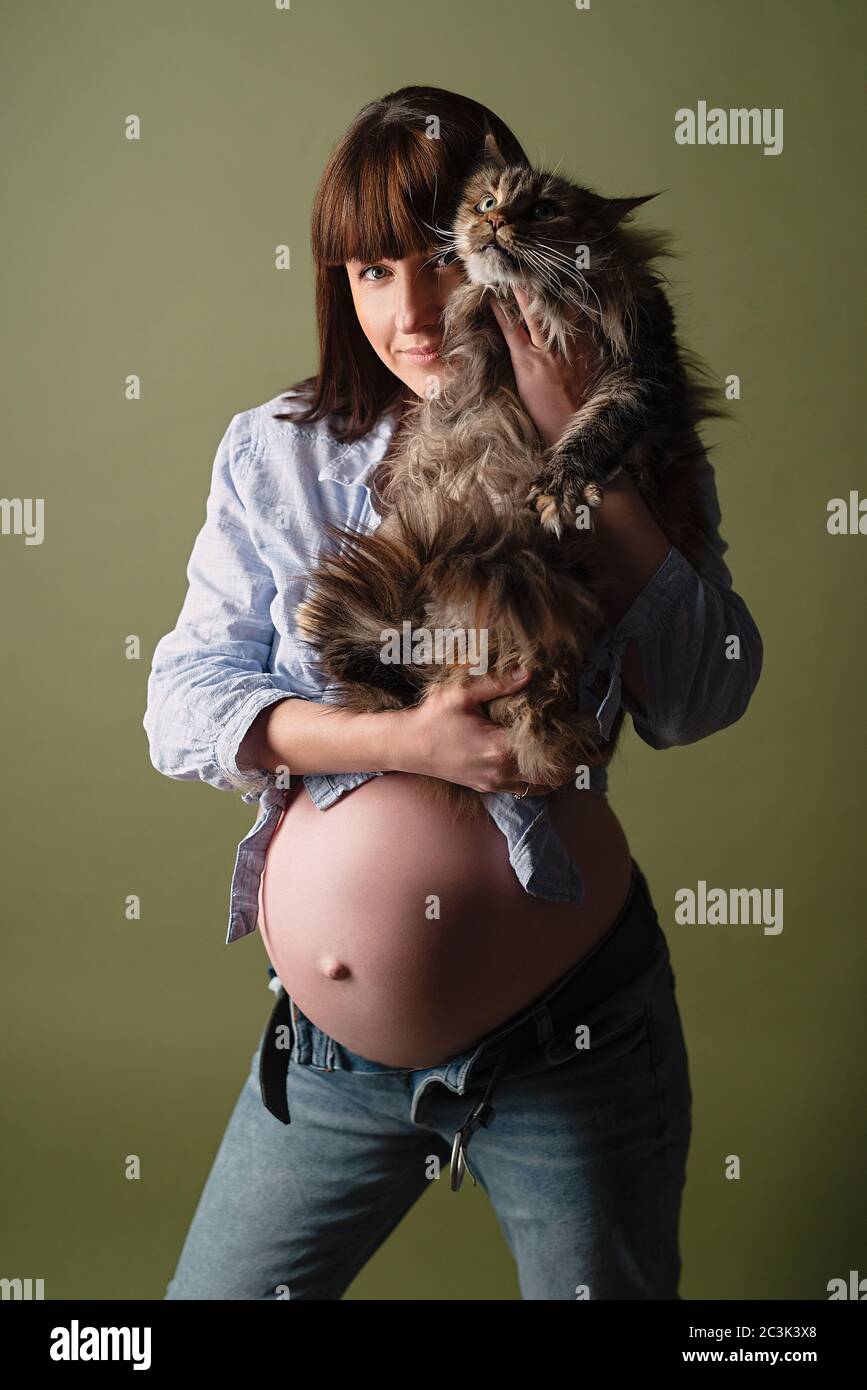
[315,125,465,268]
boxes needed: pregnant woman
[144,86,763,1300]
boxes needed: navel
[319,956,351,981]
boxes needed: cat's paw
[526,464,602,539]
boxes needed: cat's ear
[594,193,660,229]
[482,130,508,169]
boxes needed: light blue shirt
[143,391,763,944]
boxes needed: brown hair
[274,86,530,444]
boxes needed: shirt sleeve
[585,450,764,750]
[142,411,304,800]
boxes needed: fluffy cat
[294,131,721,818]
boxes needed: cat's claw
[526,486,569,539]
[526,471,603,538]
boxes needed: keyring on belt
[449,1037,520,1192]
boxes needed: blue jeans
[165,862,692,1300]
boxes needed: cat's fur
[294,132,722,819]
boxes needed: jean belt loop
[449,1033,522,1193]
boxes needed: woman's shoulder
[222,388,341,492]
[244,386,339,450]
[240,387,384,465]
[233,389,397,502]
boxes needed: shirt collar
[317,401,403,487]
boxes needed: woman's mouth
[403,348,442,363]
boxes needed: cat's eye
[475,195,498,214]
[529,200,556,219]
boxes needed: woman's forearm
[585,473,671,627]
[237,696,402,778]
[584,473,671,711]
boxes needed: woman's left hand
[489,285,596,449]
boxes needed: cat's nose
[486,214,506,232]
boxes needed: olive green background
[1,0,864,1301]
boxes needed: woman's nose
[394,274,442,334]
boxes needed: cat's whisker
[540,234,610,251]
[417,245,463,275]
[519,248,581,311]
[520,246,594,317]
[535,241,594,274]
[577,273,604,322]
[406,171,451,242]
[533,246,605,322]
[514,244,567,291]
[532,247,594,289]
[532,255,586,295]
[508,248,589,343]
[519,239,579,279]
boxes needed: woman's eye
[475,195,498,213]
[360,265,389,282]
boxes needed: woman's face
[344,249,465,397]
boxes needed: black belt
[259,862,662,1185]
[258,987,294,1125]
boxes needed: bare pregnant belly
[257,773,633,1068]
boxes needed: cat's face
[450,136,653,300]
[451,164,584,293]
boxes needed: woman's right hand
[385,667,566,796]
